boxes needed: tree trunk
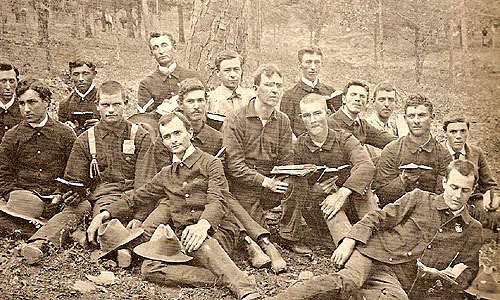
[414,27,424,84]
[492,24,496,48]
[378,0,384,68]
[178,4,185,43]
[374,6,379,65]
[141,0,149,37]
[125,6,135,38]
[32,1,51,71]
[460,0,467,53]
[187,0,250,85]
[447,20,454,82]
[83,4,93,38]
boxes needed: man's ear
[431,112,436,119]
[188,127,194,139]
[442,176,447,188]
[252,85,257,91]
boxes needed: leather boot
[260,237,287,273]
[244,236,271,269]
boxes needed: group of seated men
[0,30,498,300]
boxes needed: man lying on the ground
[442,112,500,230]
[152,77,286,272]
[293,94,376,247]
[208,50,254,116]
[222,63,310,254]
[88,112,261,300]
[373,94,452,207]
[58,58,100,135]
[280,46,341,138]
[137,31,198,114]
[327,80,397,158]
[270,159,482,300]
[64,81,154,265]
[0,62,22,139]
[0,79,88,264]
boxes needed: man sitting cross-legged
[271,159,482,300]
[88,112,260,300]
[0,79,89,264]
[442,112,500,230]
[293,94,376,247]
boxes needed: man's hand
[320,187,352,220]
[400,169,420,189]
[83,118,99,128]
[312,176,339,195]
[416,260,459,285]
[181,219,211,252]
[61,190,81,206]
[126,219,142,230]
[331,238,356,266]
[87,211,110,245]
[263,177,289,194]
[64,120,78,130]
[485,191,500,211]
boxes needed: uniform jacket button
[439,228,443,233]
[185,193,190,198]
[190,209,195,213]
[427,245,432,249]
[183,182,188,186]
[388,257,393,262]
[407,251,412,256]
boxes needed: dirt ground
[0,10,499,300]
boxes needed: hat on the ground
[0,190,46,225]
[133,224,192,263]
[128,112,159,138]
[465,264,500,300]
[90,219,143,261]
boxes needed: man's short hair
[445,159,478,186]
[178,78,206,104]
[404,93,433,115]
[373,82,396,101]
[0,62,20,82]
[253,63,282,87]
[297,46,323,63]
[215,50,244,71]
[343,80,369,96]
[69,58,96,72]
[16,79,52,103]
[299,93,327,112]
[443,112,470,132]
[97,81,126,102]
[148,31,176,49]
[158,111,192,132]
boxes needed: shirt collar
[158,61,177,74]
[304,128,337,152]
[301,76,318,89]
[338,107,360,126]
[246,98,278,121]
[74,82,96,101]
[0,95,16,111]
[172,144,197,166]
[404,134,434,154]
[29,113,49,128]
[445,140,466,157]
[434,194,472,225]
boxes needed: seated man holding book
[292,94,376,246]
[0,79,90,264]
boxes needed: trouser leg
[270,249,373,300]
[193,237,256,299]
[92,194,122,217]
[141,259,219,287]
[29,200,91,246]
[278,176,306,242]
[359,262,408,300]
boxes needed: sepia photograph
[0,0,499,299]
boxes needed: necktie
[454,152,460,160]
[75,83,95,102]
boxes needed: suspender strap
[130,123,138,141]
[88,126,100,179]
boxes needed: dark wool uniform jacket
[58,88,100,135]
[348,189,482,291]
[0,117,76,197]
[0,98,22,141]
[104,148,239,237]
[280,80,340,137]
[293,128,375,197]
[373,135,453,207]
[137,66,199,113]
[462,143,500,194]
[327,109,397,149]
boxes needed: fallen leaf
[85,271,117,285]
[72,280,97,293]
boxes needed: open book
[55,177,86,198]
[270,164,350,183]
[399,163,433,170]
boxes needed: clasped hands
[49,190,81,206]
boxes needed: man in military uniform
[137,32,198,114]
[0,79,88,264]
[0,62,22,139]
[280,46,341,138]
[271,159,482,300]
[58,58,100,135]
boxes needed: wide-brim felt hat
[91,219,144,261]
[465,265,500,300]
[0,190,46,225]
[127,113,159,138]
[134,224,192,263]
